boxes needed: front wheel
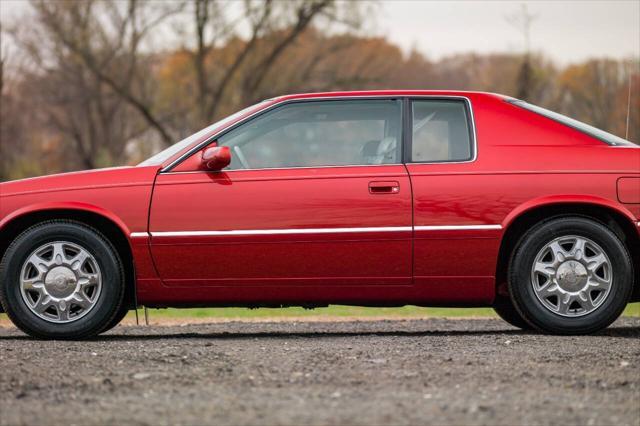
[508,217,633,335]
[493,295,531,330]
[0,220,125,339]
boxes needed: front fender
[0,201,133,237]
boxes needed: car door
[404,97,498,304]
[148,98,412,303]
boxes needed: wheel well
[496,203,640,302]
[0,210,137,310]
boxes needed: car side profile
[0,90,638,339]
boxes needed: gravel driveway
[1,318,639,426]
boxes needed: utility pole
[507,4,538,101]
[625,59,633,140]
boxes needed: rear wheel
[508,217,633,335]
[0,220,125,339]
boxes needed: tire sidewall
[509,218,633,334]
[0,222,124,339]
[493,295,531,330]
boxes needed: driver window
[218,100,402,170]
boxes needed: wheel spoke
[51,243,66,266]
[535,280,553,293]
[544,283,560,294]
[78,272,100,286]
[533,261,555,278]
[577,291,596,311]
[33,295,53,314]
[585,253,607,273]
[70,251,90,271]
[56,300,70,321]
[536,283,561,310]
[21,277,45,291]
[588,274,611,291]
[71,292,93,309]
[549,242,568,263]
[571,238,586,260]
[557,293,572,315]
[27,252,51,272]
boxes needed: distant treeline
[1,0,638,180]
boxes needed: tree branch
[243,0,331,100]
[205,0,273,121]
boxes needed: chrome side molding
[132,224,503,238]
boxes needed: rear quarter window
[508,99,635,147]
[410,100,474,163]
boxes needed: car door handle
[369,181,400,194]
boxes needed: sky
[1,0,639,65]
[376,1,640,64]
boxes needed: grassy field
[131,302,640,320]
[2,303,639,324]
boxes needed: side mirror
[201,146,231,171]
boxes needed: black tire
[508,217,633,335]
[493,295,532,330]
[0,220,125,339]
[100,303,131,334]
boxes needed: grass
[130,302,640,320]
[3,303,639,323]
[131,305,498,320]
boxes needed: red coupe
[1,90,638,339]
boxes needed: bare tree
[239,0,332,103]
[28,0,184,147]
[5,1,172,169]
[0,20,10,180]
[189,0,275,123]
[555,59,635,137]
[27,0,353,146]
[186,0,344,126]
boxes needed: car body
[0,90,639,338]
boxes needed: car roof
[269,90,507,102]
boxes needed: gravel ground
[1,318,639,426]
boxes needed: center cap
[44,266,77,298]
[556,260,588,292]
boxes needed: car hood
[0,166,161,198]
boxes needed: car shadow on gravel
[1,324,638,341]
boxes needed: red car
[0,90,638,339]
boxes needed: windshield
[509,99,635,147]
[138,101,270,166]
